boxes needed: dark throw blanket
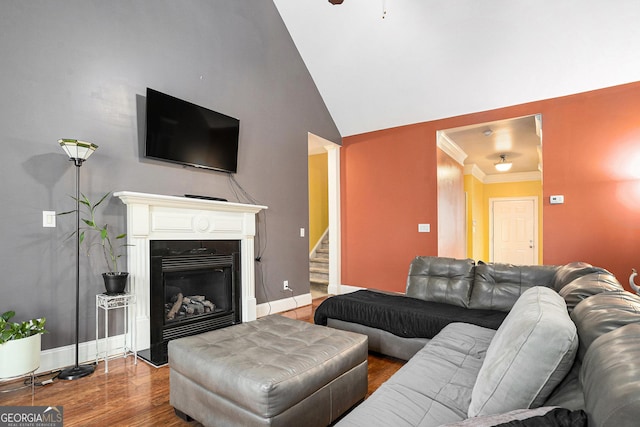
[314,290,508,339]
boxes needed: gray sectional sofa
[315,257,640,427]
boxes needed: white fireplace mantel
[114,191,267,351]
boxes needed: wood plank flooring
[0,297,405,426]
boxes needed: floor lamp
[58,138,99,380]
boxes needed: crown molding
[437,131,467,166]
[483,170,542,184]
[464,163,486,182]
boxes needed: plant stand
[95,293,137,373]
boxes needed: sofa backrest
[559,271,623,313]
[405,256,475,308]
[552,261,613,292]
[570,291,640,361]
[468,262,558,311]
[581,323,640,427]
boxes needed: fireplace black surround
[140,240,241,366]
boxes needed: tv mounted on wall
[144,88,240,173]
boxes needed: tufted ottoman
[168,314,368,427]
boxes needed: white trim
[464,168,541,184]
[37,335,129,374]
[483,171,542,184]
[436,131,468,166]
[326,144,342,295]
[464,163,486,182]
[335,284,364,295]
[256,293,313,318]
[309,227,329,259]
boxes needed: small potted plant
[0,310,47,378]
[62,192,129,294]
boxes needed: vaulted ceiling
[274,0,640,138]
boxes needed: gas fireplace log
[167,292,184,320]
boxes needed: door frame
[308,133,341,294]
[489,196,539,264]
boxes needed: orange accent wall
[342,81,640,292]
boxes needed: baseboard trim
[38,334,127,374]
[256,292,313,318]
[332,284,363,295]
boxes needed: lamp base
[58,364,95,380]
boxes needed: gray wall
[0,1,340,350]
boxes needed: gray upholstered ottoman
[168,314,368,427]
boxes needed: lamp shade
[494,154,512,172]
[59,139,98,162]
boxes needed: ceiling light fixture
[495,154,512,172]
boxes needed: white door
[490,197,538,265]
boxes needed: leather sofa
[315,257,640,426]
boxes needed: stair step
[317,248,329,254]
[310,266,328,274]
[310,278,329,286]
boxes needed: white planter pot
[0,334,41,378]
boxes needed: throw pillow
[468,286,578,417]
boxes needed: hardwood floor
[0,297,404,426]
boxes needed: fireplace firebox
[140,239,241,365]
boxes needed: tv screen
[144,88,239,173]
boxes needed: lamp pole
[58,140,98,380]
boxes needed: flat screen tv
[144,88,239,173]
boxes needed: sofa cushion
[570,291,640,360]
[337,323,496,427]
[468,286,578,417]
[406,256,475,308]
[580,323,640,427]
[558,271,623,313]
[552,262,609,292]
[468,263,558,312]
[441,407,587,427]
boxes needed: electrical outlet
[283,280,290,291]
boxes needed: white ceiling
[274,0,640,138]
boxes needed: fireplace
[141,240,241,365]
[114,191,267,362]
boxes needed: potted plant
[0,311,47,378]
[62,192,129,295]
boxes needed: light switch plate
[43,211,56,227]
[418,223,430,233]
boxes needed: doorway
[438,114,543,264]
[490,197,538,264]
[308,133,341,298]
